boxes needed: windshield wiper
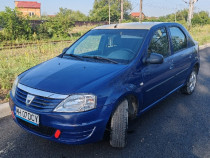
[81,56,118,64]
[63,54,84,60]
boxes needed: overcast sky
[0,0,209,17]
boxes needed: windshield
[64,29,148,64]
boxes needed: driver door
[141,27,174,109]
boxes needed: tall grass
[0,42,71,102]
[189,25,210,45]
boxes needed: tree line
[146,9,210,27]
[0,0,210,42]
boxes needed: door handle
[169,60,174,70]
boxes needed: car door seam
[175,67,189,77]
[146,76,175,92]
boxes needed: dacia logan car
[10,22,200,148]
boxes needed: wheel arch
[113,92,139,119]
[105,92,140,133]
[194,62,200,74]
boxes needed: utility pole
[191,1,195,18]
[139,0,143,22]
[175,5,177,22]
[120,0,124,23]
[109,0,111,25]
[187,0,198,28]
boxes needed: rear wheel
[181,69,197,95]
[110,99,128,148]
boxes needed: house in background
[130,12,145,20]
[15,1,41,17]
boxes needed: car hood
[19,57,127,94]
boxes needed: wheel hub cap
[187,72,197,92]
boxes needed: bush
[0,7,32,41]
[0,7,87,41]
[192,11,210,26]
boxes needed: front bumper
[9,93,112,145]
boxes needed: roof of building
[16,1,41,9]
[94,22,164,30]
[131,12,145,17]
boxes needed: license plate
[15,106,39,126]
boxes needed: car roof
[93,22,171,30]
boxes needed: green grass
[189,25,210,45]
[0,42,71,103]
[0,24,209,103]
[0,25,96,47]
[0,25,96,103]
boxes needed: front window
[148,27,169,57]
[169,27,187,52]
[64,29,148,64]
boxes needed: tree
[37,8,88,39]
[0,7,32,41]
[58,8,88,22]
[90,0,132,22]
[150,9,189,26]
[192,11,210,26]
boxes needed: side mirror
[145,53,164,64]
[62,47,68,54]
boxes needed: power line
[128,0,139,14]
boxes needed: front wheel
[181,69,197,95]
[110,100,128,148]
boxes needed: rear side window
[169,27,187,52]
[148,27,169,57]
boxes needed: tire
[181,68,197,95]
[110,99,128,148]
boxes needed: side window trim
[168,25,188,54]
[147,26,170,58]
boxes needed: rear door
[168,26,193,87]
[142,27,174,109]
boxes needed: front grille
[17,118,55,137]
[15,87,62,109]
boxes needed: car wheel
[110,99,128,148]
[181,68,197,95]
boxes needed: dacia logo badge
[26,94,35,106]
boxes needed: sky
[0,0,209,17]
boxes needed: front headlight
[54,94,96,112]
[12,76,19,97]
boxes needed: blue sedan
[9,22,200,148]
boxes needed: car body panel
[19,57,127,95]
[9,22,200,145]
